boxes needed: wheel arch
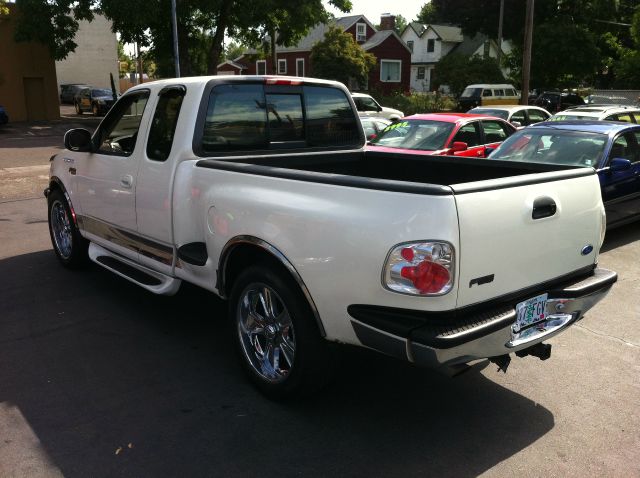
[46,177,79,227]
[218,235,326,337]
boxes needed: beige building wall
[55,14,119,93]
[0,5,60,122]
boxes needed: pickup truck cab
[46,76,616,399]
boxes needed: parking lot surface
[0,114,638,477]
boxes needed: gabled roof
[450,33,495,57]
[362,30,411,53]
[217,59,246,70]
[244,14,376,54]
[407,22,428,37]
[428,25,463,43]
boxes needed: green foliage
[433,54,505,97]
[14,0,94,60]
[416,2,440,24]
[374,91,456,115]
[224,41,247,61]
[310,25,376,87]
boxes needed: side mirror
[609,157,632,172]
[64,128,93,152]
[451,141,468,152]
[511,121,523,128]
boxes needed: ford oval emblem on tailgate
[581,244,594,256]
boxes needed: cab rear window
[200,83,360,154]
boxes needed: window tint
[528,110,548,123]
[482,120,511,143]
[266,94,304,142]
[453,122,481,147]
[202,84,267,152]
[96,91,150,156]
[304,86,359,147]
[147,87,185,161]
[511,110,526,124]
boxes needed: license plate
[514,293,548,333]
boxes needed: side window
[266,94,304,142]
[453,122,481,147]
[481,120,511,143]
[146,86,185,162]
[609,134,639,163]
[494,89,505,96]
[508,89,518,96]
[605,115,618,121]
[616,113,633,123]
[96,91,150,156]
[483,89,493,97]
[359,97,379,112]
[202,84,267,152]
[511,110,526,125]
[528,110,548,123]
[304,86,360,147]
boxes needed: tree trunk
[271,28,277,74]
[207,1,234,75]
[178,22,192,77]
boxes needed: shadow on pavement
[601,221,640,253]
[0,250,555,477]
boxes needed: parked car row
[355,89,639,229]
[59,83,117,117]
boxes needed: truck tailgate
[453,170,604,307]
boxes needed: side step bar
[88,243,182,295]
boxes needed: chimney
[380,13,396,31]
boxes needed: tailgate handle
[532,197,557,219]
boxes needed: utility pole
[521,0,534,105]
[497,0,504,65]
[171,0,180,77]
[136,42,144,85]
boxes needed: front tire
[47,188,88,268]
[230,265,334,400]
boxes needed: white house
[55,13,119,94]
[401,22,511,92]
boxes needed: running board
[88,243,182,295]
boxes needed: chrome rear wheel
[50,199,73,260]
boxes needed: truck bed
[197,149,590,192]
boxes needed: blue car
[488,121,640,228]
[0,105,8,125]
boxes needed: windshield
[461,87,482,99]
[489,129,607,167]
[92,89,113,97]
[369,120,455,151]
[470,109,509,120]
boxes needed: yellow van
[458,84,520,111]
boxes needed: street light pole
[521,0,534,105]
[171,0,181,78]
[497,0,504,65]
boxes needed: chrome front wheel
[237,283,296,383]
[50,199,73,260]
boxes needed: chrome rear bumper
[349,268,617,371]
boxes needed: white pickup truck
[46,76,616,399]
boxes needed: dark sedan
[488,121,640,228]
[60,84,89,104]
[74,87,116,116]
[0,105,8,124]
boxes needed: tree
[224,41,247,61]
[374,14,407,35]
[310,25,376,87]
[239,0,351,74]
[14,0,94,60]
[433,53,505,96]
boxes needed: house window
[417,67,425,80]
[356,22,366,42]
[407,40,414,53]
[278,59,287,74]
[296,58,305,77]
[427,39,435,53]
[380,60,401,82]
[256,60,266,75]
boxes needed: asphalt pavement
[0,112,638,478]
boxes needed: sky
[322,0,424,25]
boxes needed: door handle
[120,175,133,188]
[532,196,557,219]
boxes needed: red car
[366,113,517,157]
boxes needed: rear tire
[47,188,88,268]
[229,265,334,400]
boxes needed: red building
[227,14,411,94]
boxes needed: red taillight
[383,241,454,296]
[400,260,450,294]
